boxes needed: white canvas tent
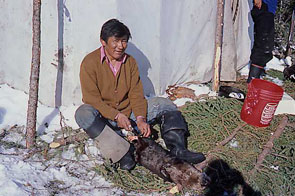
[0,0,253,107]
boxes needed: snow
[171,84,217,107]
[0,84,79,134]
[229,139,239,148]
[0,150,122,196]
[239,56,288,75]
[265,56,287,72]
[275,92,295,115]
[173,98,194,107]
[0,84,129,196]
[270,165,279,171]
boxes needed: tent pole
[212,0,225,92]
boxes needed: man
[75,19,205,171]
[247,0,278,83]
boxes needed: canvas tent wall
[0,0,253,107]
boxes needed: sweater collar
[100,46,127,64]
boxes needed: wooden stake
[212,0,225,92]
[26,0,41,148]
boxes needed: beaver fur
[133,137,210,191]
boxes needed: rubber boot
[119,144,136,171]
[247,64,265,83]
[162,129,206,164]
[83,116,135,170]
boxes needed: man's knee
[75,104,99,129]
[148,97,176,107]
[147,97,178,122]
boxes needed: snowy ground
[0,56,294,196]
[0,84,128,196]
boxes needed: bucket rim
[250,79,284,93]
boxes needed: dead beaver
[133,137,210,191]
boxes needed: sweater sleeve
[128,58,147,118]
[80,57,119,120]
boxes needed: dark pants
[75,97,179,137]
[250,2,275,67]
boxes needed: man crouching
[75,18,205,171]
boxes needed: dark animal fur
[133,137,210,191]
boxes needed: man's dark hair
[100,19,131,42]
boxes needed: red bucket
[240,79,284,127]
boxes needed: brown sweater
[80,48,147,121]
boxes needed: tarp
[0,0,253,107]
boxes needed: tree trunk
[26,0,41,148]
[212,0,225,92]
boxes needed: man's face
[101,35,128,61]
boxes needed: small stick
[217,122,246,146]
[0,152,21,156]
[250,116,288,175]
[221,114,231,136]
[240,130,260,140]
[196,122,246,171]
[270,152,289,160]
[52,131,88,147]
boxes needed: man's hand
[116,113,132,131]
[254,0,262,9]
[137,119,151,137]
